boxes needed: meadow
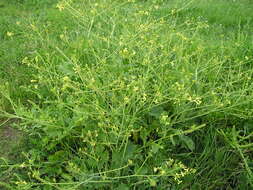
[0,0,253,189]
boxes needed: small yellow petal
[6,32,14,37]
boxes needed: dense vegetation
[1,0,253,189]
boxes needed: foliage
[1,0,253,189]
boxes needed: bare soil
[0,120,23,159]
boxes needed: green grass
[1,0,253,189]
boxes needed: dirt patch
[0,120,23,159]
[0,126,22,141]
[0,120,25,189]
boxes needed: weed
[1,0,253,189]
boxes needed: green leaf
[48,150,67,162]
[58,62,75,76]
[180,135,195,151]
[125,141,138,160]
[149,178,157,187]
[117,184,130,190]
[148,106,164,118]
[135,166,148,175]
[151,143,162,154]
[61,173,73,181]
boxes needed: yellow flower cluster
[6,31,14,37]
[174,162,196,184]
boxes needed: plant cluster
[1,0,253,189]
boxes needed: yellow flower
[124,96,129,103]
[6,31,14,37]
[56,3,65,11]
[20,162,26,168]
[153,167,158,173]
[60,34,65,40]
[30,24,37,31]
[128,159,133,165]
[133,86,139,91]
[63,76,70,81]
[160,170,166,175]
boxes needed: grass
[1,0,253,189]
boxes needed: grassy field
[1,0,253,189]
